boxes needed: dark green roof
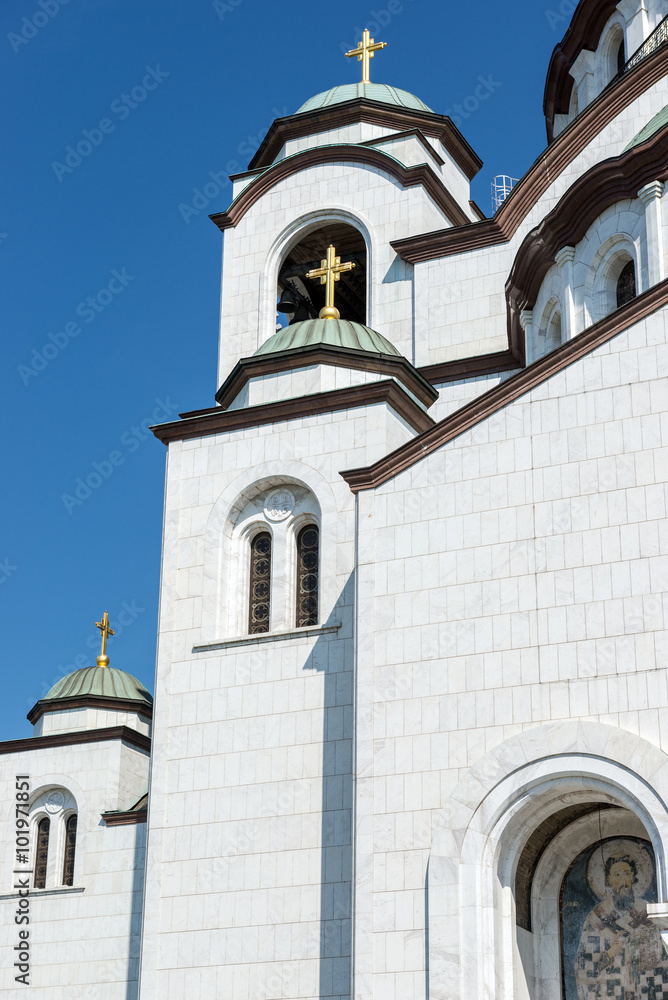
[298,83,432,115]
[624,104,668,151]
[43,667,153,707]
[255,318,401,358]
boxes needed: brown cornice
[507,122,668,353]
[418,350,519,385]
[359,129,445,166]
[469,200,487,222]
[340,277,668,492]
[391,44,668,264]
[102,809,147,826]
[247,99,483,180]
[209,144,471,232]
[27,695,153,725]
[543,0,618,142]
[228,166,265,183]
[153,379,435,445]
[214,345,439,410]
[0,725,151,756]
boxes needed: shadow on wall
[304,575,355,1000]
[127,822,146,1000]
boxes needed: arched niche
[427,722,668,1000]
[585,234,641,324]
[600,21,627,86]
[530,805,659,1000]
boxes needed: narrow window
[62,814,77,886]
[296,525,319,627]
[248,532,272,633]
[34,817,50,889]
[616,259,636,307]
[617,38,626,75]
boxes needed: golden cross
[345,29,387,84]
[95,610,115,667]
[306,245,356,320]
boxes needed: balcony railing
[624,15,668,73]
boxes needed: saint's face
[607,860,635,895]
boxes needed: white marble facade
[3,2,668,998]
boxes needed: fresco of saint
[564,838,668,1000]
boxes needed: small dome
[624,104,668,151]
[255,318,401,358]
[43,666,153,707]
[297,83,433,115]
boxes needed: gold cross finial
[306,245,356,320]
[345,29,387,84]
[95,610,115,668]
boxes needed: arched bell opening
[276,221,368,327]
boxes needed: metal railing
[624,15,668,73]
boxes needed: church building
[3,1,668,997]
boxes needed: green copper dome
[297,83,433,115]
[624,104,668,151]
[255,318,401,357]
[43,666,153,707]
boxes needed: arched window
[296,525,319,627]
[545,310,562,353]
[248,532,272,634]
[62,814,77,886]
[34,817,50,889]
[616,259,636,307]
[617,37,626,75]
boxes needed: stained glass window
[34,817,50,889]
[62,814,77,886]
[617,259,636,308]
[617,38,626,75]
[296,525,319,628]
[248,532,272,634]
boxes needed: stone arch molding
[201,460,338,642]
[259,206,377,348]
[428,722,668,1000]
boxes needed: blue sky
[1,0,570,738]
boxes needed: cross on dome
[95,609,115,667]
[306,245,357,320]
[345,29,387,84]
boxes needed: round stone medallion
[45,791,65,813]
[264,489,295,522]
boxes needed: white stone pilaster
[639,180,665,285]
[555,246,576,340]
[352,488,376,1000]
[568,49,596,109]
[520,309,534,365]
[617,0,650,56]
